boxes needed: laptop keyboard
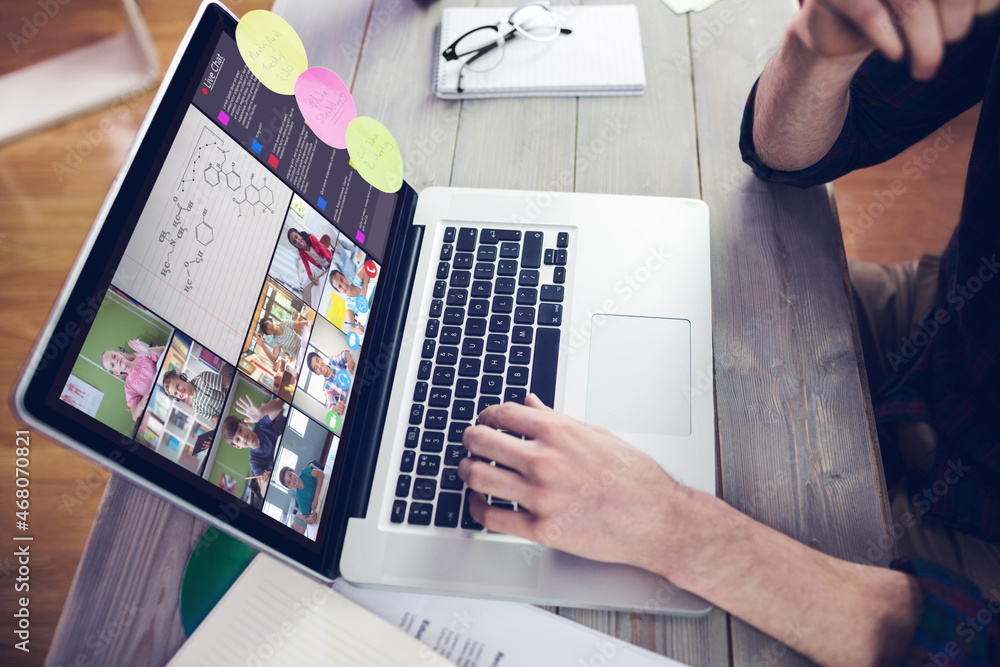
[391,226,569,530]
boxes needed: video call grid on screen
[56,27,397,544]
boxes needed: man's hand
[795,0,996,80]
[302,511,319,525]
[458,395,684,570]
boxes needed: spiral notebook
[434,4,646,99]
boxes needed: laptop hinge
[345,185,422,521]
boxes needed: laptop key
[418,359,432,380]
[553,267,566,284]
[425,319,440,338]
[530,327,560,408]
[492,296,513,313]
[462,338,484,356]
[421,431,445,452]
[540,285,564,302]
[441,468,464,491]
[538,303,563,326]
[436,346,459,365]
[497,259,518,276]
[486,334,508,353]
[450,271,471,288]
[435,492,462,527]
[432,367,455,386]
[443,227,456,243]
[500,242,520,258]
[481,228,521,243]
[516,288,537,305]
[456,228,477,251]
[425,409,448,430]
[445,445,467,466]
[490,314,511,332]
[455,378,477,397]
[436,262,450,279]
[448,422,470,443]
[484,354,505,373]
[477,246,497,262]
[409,404,424,425]
[471,280,492,298]
[461,490,484,530]
[453,252,474,269]
[440,243,453,261]
[391,499,407,523]
[522,231,543,268]
[557,232,569,248]
[417,455,441,477]
[413,381,428,402]
[507,367,529,386]
[458,357,481,376]
[518,269,539,286]
[421,339,436,359]
[478,396,501,413]
[544,248,555,265]
[414,477,437,500]
[408,502,433,526]
[491,499,515,511]
[428,387,452,407]
[433,280,447,298]
[465,318,487,336]
[405,426,420,448]
[452,400,476,421]
[474,263,495,280]
[512,326,532,344]
[440,327,461,345]
[468,299,489,317]
[504,388,527,404]
[481,375,504,395]
[429,299,443,318]
[513,307,535,324]
[446,288,468,306]
[555,249,568,265]
[400,450,416,473]
[509,346,531,365]
[396,474,411,498]
[443,307,464,325]
[495,277,516,294]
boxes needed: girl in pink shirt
[101,339,165,421]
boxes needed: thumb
[524,393,553,411]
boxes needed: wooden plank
[689,0,893,664]
[45,475,207,667]
[576,0,700,198]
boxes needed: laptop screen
[31,8,404,558]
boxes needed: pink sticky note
[294,67,357,149]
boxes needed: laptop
[14,1,715,614]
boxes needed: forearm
[650,487,922,666]
[261,398,285,419]
[752,21,868,171]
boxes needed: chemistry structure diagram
[161,127,275,294]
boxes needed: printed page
[168,555,454,667]
[113,105,294,362]
[334,579,691,667]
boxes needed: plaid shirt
[740,18,1000,665]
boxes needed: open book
[434,5,646,99]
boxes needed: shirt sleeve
[739,16,1000,188]
[890,557,1000,666]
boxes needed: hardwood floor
[0,1,976,664]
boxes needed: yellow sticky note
[345,117,404,194]
[235,10,308,96]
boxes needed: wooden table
[45,0,893,664]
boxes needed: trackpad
[586,316,691,436]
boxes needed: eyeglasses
[441,2,573,93]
